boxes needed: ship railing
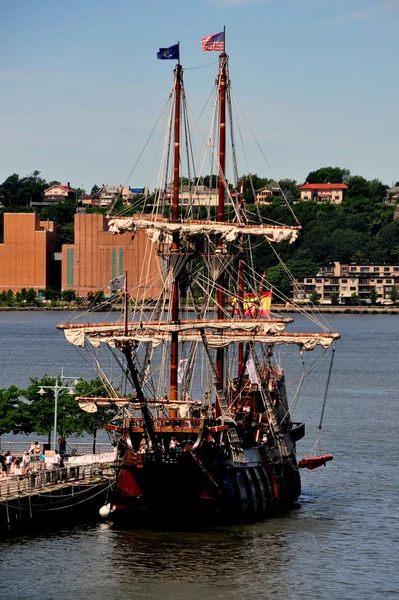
[128,417,205,430]
[0,463,116,499]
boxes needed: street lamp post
[38,367,80,451]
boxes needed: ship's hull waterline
[108,446,301,524]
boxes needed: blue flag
[157,44,179,60]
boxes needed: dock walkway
[0,464,116,537]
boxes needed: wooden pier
[0,464,115,537]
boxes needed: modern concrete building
[0,213,59,293]
[293,261,399,304]
[61,213,163,298]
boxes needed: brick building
[0,213,59,293]
[61,213,163,298]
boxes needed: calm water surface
[0,312,398,599]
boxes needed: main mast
[170,60,182,406]
[216,47,228,396]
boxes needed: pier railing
[0,441,113,457]
[0,463,116,499]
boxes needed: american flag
[201,31,225,52]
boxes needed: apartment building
[293,262,399,304]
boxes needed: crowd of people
[0,442,62,478]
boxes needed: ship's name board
[66,451,116,466]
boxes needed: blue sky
[1,0,398,192]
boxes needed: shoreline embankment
[1,304,399,315]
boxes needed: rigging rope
[319,346,336,430]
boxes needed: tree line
[0,376,117,453]
[1,166,398,290]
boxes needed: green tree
[0,171,50,206]
[330,292,339,305]
[389,287,399,303]
[347,175,370,199]
[21,376,85,445]
[0,386,27,436]
[61,289,76,302]
[369,179,388,203]
[305,167,350,184]
[351,292,359,305]
[369,287,378,304]
[309,291,320,305]
[278,178,299,200]
[26,288,38,304]
[91,184,100,197]
[43,288,61,301]
[74,378,118,453]
[265,263,292,299]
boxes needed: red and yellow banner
[231,291,272,318]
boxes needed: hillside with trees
[1,167,398,289]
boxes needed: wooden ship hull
[109,422,303,522]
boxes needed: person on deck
[0,455,7,477]
[5,451,13,473]
[22,452,31,474]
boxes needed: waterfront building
[0,213,59,293]
[293,261,399,304]
[299,183,348,204]
[61,213,162,298]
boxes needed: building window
[119,249,124,276]
[374,267,380,272]
[334,196,339,200]
[316,279,322,283]
[384,267,390,271]
[305,279,313,283]
[342,287,347,291]
[386,279,392,284]
[342,279,347,283]
[112,249,117,279]
[350,287,356,291]
[67,249,74,286]
[377,279,383,283]
[350,267,357,272]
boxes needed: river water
[0,311,398,599]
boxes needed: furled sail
[61,324,339,351]
[107,217,301,244]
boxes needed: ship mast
[216,42,228,400]
[170,60,182,408]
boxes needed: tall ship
[58,33,339,523]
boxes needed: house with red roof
[31,182,76,207]
[299,182,348,204]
